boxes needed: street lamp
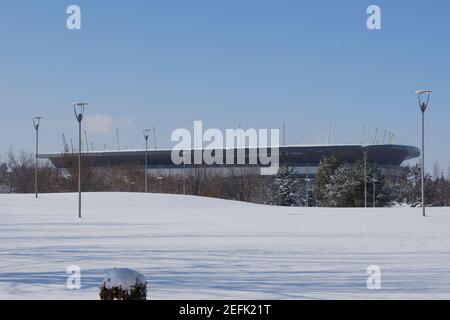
[363,151,368,208]
[157,176,163,193]
[143,129,151,193]
[415,90,431,217]
[32,116,43,198]
[181,150,186,195]
[407,174,415,205]
[372,176,377,208]
[73,102,88,218]
[304,164,311,207]
[305,177,311,207]
[6,167,12,194]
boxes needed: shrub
[99,268,148,300]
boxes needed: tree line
[1,151,449,207]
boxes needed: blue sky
[0,0,449,172]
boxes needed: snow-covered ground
[0,192,449,300]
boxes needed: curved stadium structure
[40,144,420,177]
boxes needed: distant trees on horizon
[1,151,449,208]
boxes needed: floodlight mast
[33,116,43,198]
[143,129,151,193]
[73,102,88,218]
[415,90,432,217]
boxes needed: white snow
[0,192,449,300]
[101,268,146,290]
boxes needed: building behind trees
[2,148,449,208]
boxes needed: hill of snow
[0,192,449,299]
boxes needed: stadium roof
[40,144,420,169]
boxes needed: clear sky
[0,0,449,173]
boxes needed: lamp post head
[415,90,432,113]
[143,129,151,141]
[73,102,88,122]
[32,116,43,130]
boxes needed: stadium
[40,143,420,178]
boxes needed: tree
[315,155,340,206]
[316,156,384,207]
[324,162,364,207]
[61,151,104,192]
[274,165,299,206]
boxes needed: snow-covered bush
[99,268,148,300]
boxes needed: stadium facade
[40,144,420,178]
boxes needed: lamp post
[143,129,151,193]
[181,150,186,195]
[305,178,311,207]
[364,151,368,208]
[372,176,377,208]
[415,90,432,217]
[7,167,12,194]
[157,176,163,193]
[73,102,88,218]
[305,164,310,207]
[407,174,415,205]
[32,116,42,198]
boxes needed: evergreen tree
[274,165,299,206]
[325,162,364,207]
[316,156,383,207]
[315,155,340,206]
